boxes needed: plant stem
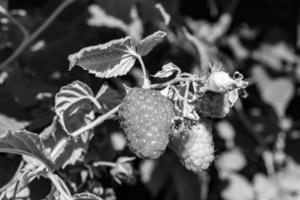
[151,76,204,89]
[72,105,119,137]
[0,0,75,70]
[136,55,150,88]
[183,81,190,117]
[93,161,116,168]
[2,11,29,38]
[50,105,120,160]
[48,173,73,200]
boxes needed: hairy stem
[0,0,75,70]
[151,76,204,89]
[136,55,150,88]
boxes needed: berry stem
[136,55,150,88]
[183,81,190,117]
[93,161,116,168]
[151,76,205,89]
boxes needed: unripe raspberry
[195,89,238,118]
[170,122,214,173]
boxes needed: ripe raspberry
[118,88,175,159]
[195,89,238,118]
[170,122,214,173]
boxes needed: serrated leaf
[73,192,103,200]
[96,83,124,113]
[68,37,137,78]
[152,63,180,78]
[137,31,166,56]
[40,118,93,169]
[0,130,54,170]
[55,81,98,134]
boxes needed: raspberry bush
[1,1,298,200]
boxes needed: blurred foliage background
[1,0,300,199]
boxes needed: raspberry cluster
[118,70,247,173]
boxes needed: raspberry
[170,122,214,173]
[195,89,238,118]
[118,88,175,159]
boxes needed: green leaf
[0,130,54,170]
[55,81,98,134]
[73,192,103,200]
[68,37,137,78]
[152,63,180,78]
[137,31,166,56]
[40,118,93,169]
[96,83,124,113]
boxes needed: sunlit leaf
[55,81,98,134]
[0,130,54,170]
[40,118,93,169]
[152,63,180,78]
[137,31,166,56]
[68,37,137,78]
[96,83,124,113]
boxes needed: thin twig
[0,0,75,70]
[48,173,73,200]
[182,28,209,71]
[136,55,150,88]
[93,161,116,168]
[2,11,29,38]
[151,76,204,89]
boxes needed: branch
[182,28,209,71]
[150,76,204,89]
[0,0,75,70]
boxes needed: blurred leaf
[253,173,277,200]
[68,37,137,78]
[40,118,93,169]
[0,113,29,133]
[96,83,124,113]
[252,66,294,117]
[0,130,54,170]
[137,31,167,56]
[221,173,254,200]
[73,192,102,200]
[87,4,128,32]
[152,63,180,78]
[253,42,296,71]
[55,81,98,134]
